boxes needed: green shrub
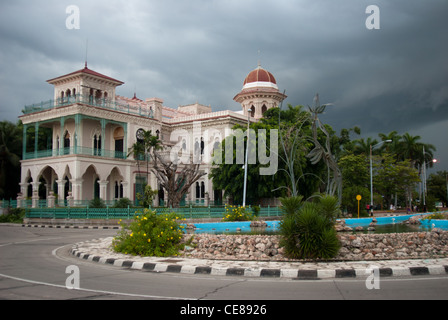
[89,197,106,208]
[252,205,260,217]
[222,205,254,221]
[0,208,25,223]
[113,197,133,208]
[113,209,185,257]
[280,195,304,216]
[279,195,341,260]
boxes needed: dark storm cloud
[0,0,447,168]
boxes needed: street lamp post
[242,108,252,207]
[370,140,392,216]
[422,145,438,212]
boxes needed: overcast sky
[0,0,447,171]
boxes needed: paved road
[1,225,447,303]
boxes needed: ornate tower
[233,65,287,119]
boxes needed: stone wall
[181,229,448,261]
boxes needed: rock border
[68,237,448,279]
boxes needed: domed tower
[233,65,287,119]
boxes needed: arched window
[194,139,199,155]
[261,104,267,115]
[201,181,205,199]
[95,90,102,104]
[250,106,255,118]
[195,182,200,199]
[115,181,123,199]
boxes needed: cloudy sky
[0,0,447,171]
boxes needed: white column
[31,181,40,208]
[70,179,83,204]
[56,179,66,206]
[99,180,109,201]
[121,181,129,199]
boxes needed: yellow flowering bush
[222,205,254,222]
[113,209,185,257]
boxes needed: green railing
[23,146,126,160]
[23,94,155,118]
[24,205,282,220]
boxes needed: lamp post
[422,145,437,212]
[370,140,392,216]
[242,107,252,207]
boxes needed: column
[121,181,129,199]
[34,122,39,158]
[22,124,28,160]
[19,182,29,198]
[70,179,83,205]
[123,123,128,159]
[101,119,106,157]
[47,191,56,208]
[31,181,40,208]
[56,179,66,206]
[74,114,81,154]
[99,180,109,201]
[18,182,29,208]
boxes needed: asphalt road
[1,225,447,304]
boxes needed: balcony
[23,146,127,161]
[23,94,155,118]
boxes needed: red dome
[243,66,277,86]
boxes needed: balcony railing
[23,147,127,160]
[23,94,155,118]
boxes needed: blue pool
[339,213,427,228]
[183,213,448,234]
[186,220,280,234]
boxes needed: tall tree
[427,171,448,207]
[0,121,22,199]
[399,133,436,169]
[151,149,206,208]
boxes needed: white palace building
[17,63,286,207]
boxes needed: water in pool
[183,214,446,235]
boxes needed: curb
[22,224,120,230]
[69,246,448,280]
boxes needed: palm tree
[399,133,436,169]
[142,130,163,183]
[127,129,162,185]
[378,131,401,159]
[352,137,378,155]
[127,141,144,178]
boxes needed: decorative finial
[84,38,88,69]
